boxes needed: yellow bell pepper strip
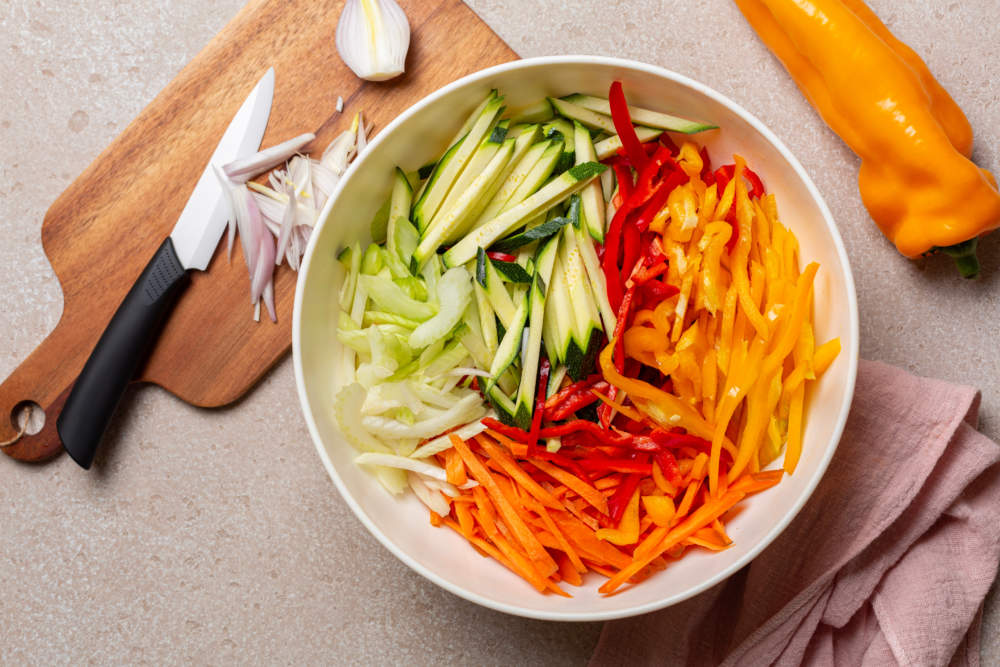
[784,381,806,474]
[599,343,723,446]
[732,157,770,339]
[733,0,1000,277]
[812,337,841,376]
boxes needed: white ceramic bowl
[294,56,859,621]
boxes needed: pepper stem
[940,238,980,279]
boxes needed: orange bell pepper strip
[595,488,641,546]
[641,495,676,527]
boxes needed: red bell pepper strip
[538,420,632,446]
[547,391,600,422]
[597,283,636,428]
[481,417,532,444]
[544,376,604,410]
[615,142,659,159]
[649,429,712,451]
[658,132,680,155]
[553,432,603,451]
[651,430,733,467]
[715,163,764,199]
[626,435,662,452]
[608,81,648,170]
[699,146,714,184]
[637,280,680,311]
[487,250,517,263]
[634,169,688,232]
[744,167,765,199]
[726,212,739,253]
[612,162,635,206]
[607,473,642,522]
[602,206,630,311]
[654,451,685,486]
[626,145,675,210]
[632,261,668,285]
[601,282,638,428]
[643,232,664,260]
[714,164,735,191]
[613,284,637,374]
[526,358,551,454]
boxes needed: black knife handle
[58,238,189,469]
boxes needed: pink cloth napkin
[591,360,1000,667]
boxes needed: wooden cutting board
[0,0,517,463]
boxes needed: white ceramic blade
[170,68,275,270]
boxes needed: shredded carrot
[454,499,475,538]
[583,561,618,578]
[675,479,701,519]
[594,475,622,491]
[552,511,633,569]
[442,518,513,567]
[451,434,558,575]
[563,497,601,530]
[473,506,552,594]
[531,458,609,515]
[527,497,586,573]
[445,448,467,487]
[556,552,584,586]
[485,429,529,458]
[476,435,562,509]
[685,526,732,551]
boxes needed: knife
[58,69,275,470]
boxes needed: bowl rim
[293,54,860,622]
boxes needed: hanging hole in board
[11,400,45,436]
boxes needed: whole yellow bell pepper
[733,0,1000,277]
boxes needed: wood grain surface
[0,0,517,462]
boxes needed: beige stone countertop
[2,0,999,663]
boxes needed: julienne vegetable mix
[333,81,840,596]
[734,0,1000,278]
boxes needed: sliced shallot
[275,185,297,266]
[222,133,315,183]
[211,98,370,323]
[247,192,275,304]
